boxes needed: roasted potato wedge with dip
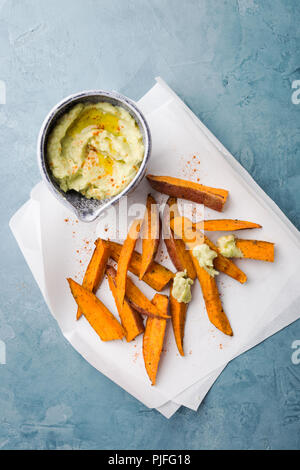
[140,194,161,280]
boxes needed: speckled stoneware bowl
[37,90,151,222]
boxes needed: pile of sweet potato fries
[68,175,275,385]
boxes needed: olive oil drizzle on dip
[47,102,144,200]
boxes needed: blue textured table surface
[1,0,299,450]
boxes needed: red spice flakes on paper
[64,218,69,223]
[157,249,166,263]
[73,265,83,282]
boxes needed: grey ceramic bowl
[37,90,151,222]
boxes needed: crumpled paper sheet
[10,78,300,418]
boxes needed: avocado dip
[217,235,244,258]
[47,102,144,200]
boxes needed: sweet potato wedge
[140,194,161,280]
[77,239,110,320]
[116,219,142,306]
[170,287,188,356]
[107,274,144,342]
[235,239,274,262]
[171,216,247,284]
[107,240,174,291]
[190,255,233,336]
[198,219,262,231]
[163,197,196,280]
[143,293,169,385]
[67,278,125,341]
[107,266,170,319]
[147,174,229,212]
